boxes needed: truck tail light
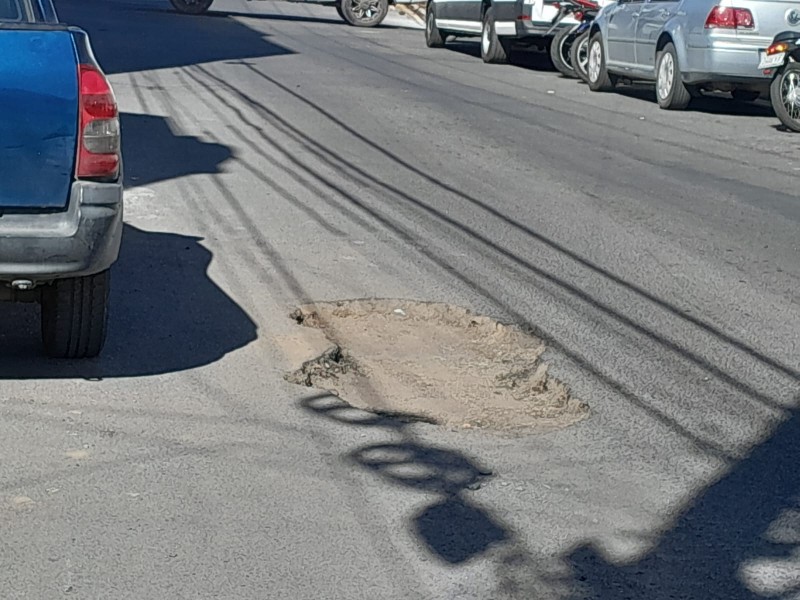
[705,6,754,29]
[76,64,120,180]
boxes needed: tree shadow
[564,403,800,600]
[0,224,258,379]
[54,0,294,75]
[299,394,510,565]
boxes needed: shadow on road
[299,395,518,562]
[610,84,774,117]
[565,402,800,600]
[55,0,294,75]
[445,40,557,71]
[0,224,257,379]
[298,393,572,597]
[0,108,253,377]
[120,112,233,187]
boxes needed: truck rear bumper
[0,181,123,285]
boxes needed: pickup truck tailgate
[0,29,78,210]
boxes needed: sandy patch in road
[285,300,588,432]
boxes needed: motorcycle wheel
[771,63,800,132]
[570,31,591,83]
[170,0,213,14]
[550,27,578,78]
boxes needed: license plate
[759,50,785,70]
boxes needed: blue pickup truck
[0,0,122,358]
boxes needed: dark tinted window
[0,0,23,21]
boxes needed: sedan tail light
[705,6,754,29]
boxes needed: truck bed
[0,1,80,211]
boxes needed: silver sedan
[584,0,798,108]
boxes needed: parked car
[0,0,123,358]
[584,0,785,108]
[425,0,578,63]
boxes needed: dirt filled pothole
[285,300,589,432]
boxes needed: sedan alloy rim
[658,52,674,100]
[588,40,601,82]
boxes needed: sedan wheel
[586,34,615,92]
[587,39,601,83]
[655,42,691,110]
[657,52,674,101]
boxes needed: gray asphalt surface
[1,0,798,598]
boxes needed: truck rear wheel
[41,270,110,359]
[341,0,389,27]
[170,0,213,14]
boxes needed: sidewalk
[386,2,425,28]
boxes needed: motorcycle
[761,31,800,132]
[568,16,595,83]
[548,0,599,79]
[169,0,391,27]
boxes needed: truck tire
[426,2,447,48]
[550,26,577,78]
[41,270,110,359]
[169,0,213,14]
[481,7,508,64]
[341,0,389,27]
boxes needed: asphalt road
[1,0,798,598]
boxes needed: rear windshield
[0,0,24,21]
[0,0,58,23]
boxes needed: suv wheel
[426,3,447,47]
[481,7,508,64]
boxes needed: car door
[635,0,681,73]
[605,0,644,68]
[433,0,483,32]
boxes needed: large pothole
[285,300,588,432]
